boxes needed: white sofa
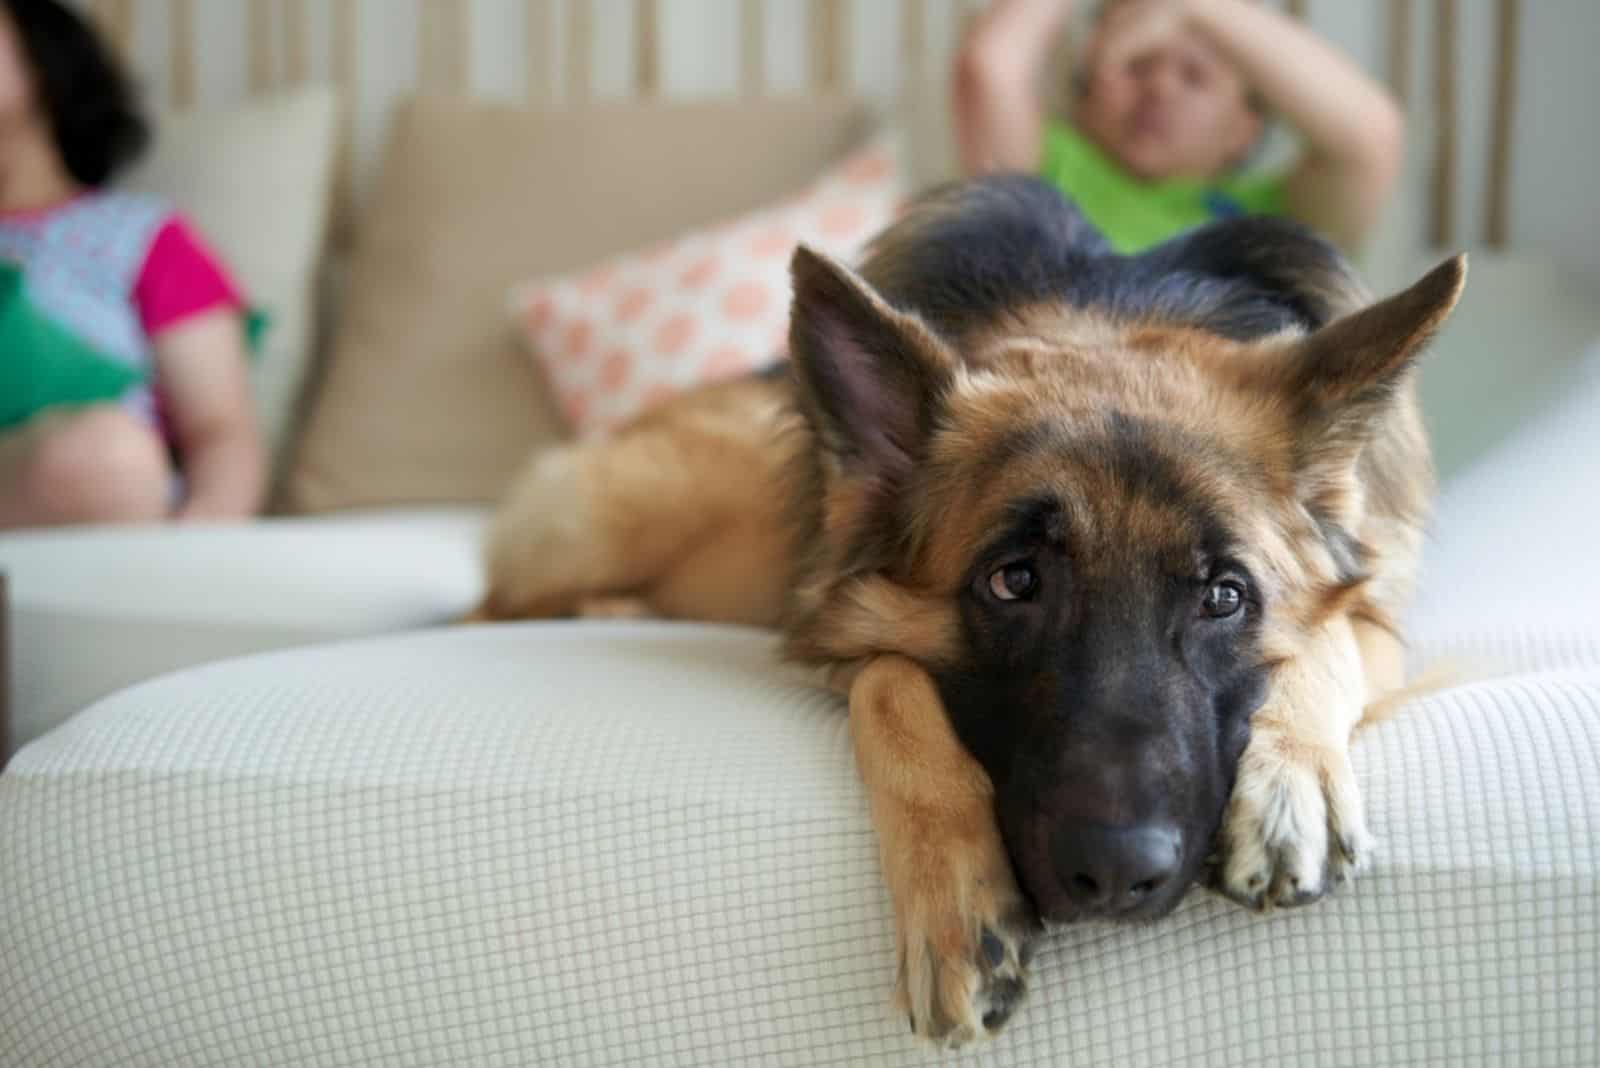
[0,508,486,750]
[2,619,1596,1067]
[3,252,1600,1065]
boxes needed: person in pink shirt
[0,0,264,527]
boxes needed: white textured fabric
[0,508,485,749]
[2,623,1596,1067]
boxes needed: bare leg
[0,406,171,530]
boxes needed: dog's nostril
[1054,822,1183,915]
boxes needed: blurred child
[0,0,263,528]
[954,0,1405,254]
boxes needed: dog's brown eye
[989,563,1038,602]
[1203,580,1245,618]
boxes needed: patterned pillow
[509,129,908,437]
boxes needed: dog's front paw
[881,804,1040,1048]
[1212,727,1372,910]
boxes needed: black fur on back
[857,175,1369,347]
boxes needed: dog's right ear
[788,245,956,489]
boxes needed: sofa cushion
[2,623,1595,1063]
[123,85,341,479]
[285,95,873,513]
[0,509,486,750]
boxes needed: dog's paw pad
[979,974,1026,1032]
[897,904,1037,1047]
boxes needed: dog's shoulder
[859,175,1370,346]
[1131,214,1371,337]
[858,175,1109,341]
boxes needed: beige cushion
[123,85,341,477]
[285,95,872,513]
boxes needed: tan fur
[849,656,1034,1048]
[480,248,1466,1046]
[477,377,797,625]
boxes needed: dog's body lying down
[477,176,1465,1046]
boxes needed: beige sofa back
[285,96,872,513]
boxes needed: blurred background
[73,0,1599,279]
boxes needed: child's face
[0,7,34,123]
[1074,1,1262,182]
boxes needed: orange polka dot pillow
[509,130,909,437]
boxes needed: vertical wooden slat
[568,0,592,101]
[1387,0,1413,109]
[635,0,659,95]
[331,0,358,242]
[169,0,196,109]
[810,0,846,93]
[1484,0,1520,248]
[1430,0,1457,247]
[333,0,357,95]
[284,0,309,84]
[901,0,926,88]
[740,0,764,97]
[526,0,552,103]
[248,0,276,93]
[419,0,469,94]
[89,0,135,57]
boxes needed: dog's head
[785,238,1464,924]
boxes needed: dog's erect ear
[1268,254,1466,494]
[1278,254,1466,413]
[788,245,956,486]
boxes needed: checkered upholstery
[2,622,1596,1066]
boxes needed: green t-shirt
[1039,121,1287,254]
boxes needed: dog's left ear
[1270,254,1466,494]
[788,245,956,489]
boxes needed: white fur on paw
[1216,735,1371,910]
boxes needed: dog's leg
[1214,614,1374,909]
[476,379,793,624]
[849,654,1038,1048]
[477,425,717,620]
[1353,616,1406,699]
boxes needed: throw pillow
[508,129,908,438]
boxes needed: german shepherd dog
[475,176,1465,1047]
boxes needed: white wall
[80,0,1600,280]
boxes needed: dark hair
[4,0,149,186]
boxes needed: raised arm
[952,0,1077,176]
[1168,0,1405,250]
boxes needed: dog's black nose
[1054,823,1182,915]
